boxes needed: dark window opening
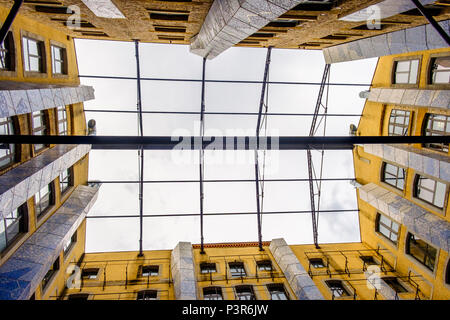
[325,280,350,298]
[383,277,408,293]
[267,283,288,300]
[150,13,189,21]
[200,262,216,274]
[42,257,60,290]
[141,265,159,276]
[137,290,157,300]
[229,262,246,277]
[235,285,256,300]
[81,268,99,280]
[257,260,272,271]
[309,258,325,268]
[0,31,15,71]
[267,21,300,28]
[203,287,222,300]
[154,26,186,33]
[406,233,437,271]
[68,293,89,300]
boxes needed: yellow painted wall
[0,6,80,86]
[353,48,450,300]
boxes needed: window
[383,277,408,293]
[388,109,411,136]
[60,167,73,195]
[137,290,157,300]
[0,117,16,169]
[200,262,216,274]
[203,287,223,300]
[257,260,272,271]
[42,257,59,290]
[56,106,68,135]
[325,280,350,298]
[68,294,90,300]
[22,36,45,72]
[422,114,449,153]
[382,162,406,190]
[235,285,256,300]
[63,232,77,256]
[360,256,377,266]
[0,31,15,71]
[406,233,437,271]
[267,284,288,300]
[309,258,325,268]
[393,59,419,84]
[376,213,400,244]
[51,45,66,74]
[430,56,450,84]
[31,111,49,153]
[414,175,447,209]
[81,268,99,280]
[229,262,246,277]
[34,183,54,218]
[0,204,27,252]
[141,265,159,277]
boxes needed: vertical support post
[199,57,206,254]
[410,0,450,46]
[135,40,145,257]
[255,47,272,252]
[307,64,330,249]
[0,0,24,46]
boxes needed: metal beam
[199,57,206,254]
[86,178,355,184]
[255,47,272,251]
[1,135,448,150]
[78,74,371,87]
[410,0,450,46]
[135,40,144,257]
[85,209,360,219]
[0,0,24,46]
[83,109,362,117]
[307,64,331,249]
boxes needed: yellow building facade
[0,1,449,301]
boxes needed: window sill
[23,71,48,79]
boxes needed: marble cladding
[0,185,99,300]
[0,144,91,220]
[367,88,450,110]
[362,144,450,183]
[358,183,450,252]
[190,0,307,59]
[170,242,197,300]
[0,85,95,118]
[323,20,449,64]
[269,238,324,300]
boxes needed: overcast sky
[74,39,378,253]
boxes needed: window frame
[140,265,160,277]
[387,109,411,137]
[405,232,438,272]
[266,283,289,300]
[382,277,409,294]
[235,285,256,300]
[34,182,55,219]
[228,261,247,278]
[63,231,77,258]
[0,116,18,170]
[0,30,16,75]
[427,53,450,88]
[256,260,273,272]
[41,256,60,291]
[413,174,448,210]
[391,56,421,87]
[56,106,69,136]
[0,203,28,253]
[30,110,50,154]
[81,268,100,280]
[200,262,217,274]
[325,280,351,299]
[381,161,406,191]
[308,258,326,268]
[21,32,46,75]
[202,286,223,300]
[50,44,67,75]
[375,213,400,245]
[422,113,449,154]
[59,166,74,196]
[136,290,158,300]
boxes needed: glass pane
[418,188,434,203]
[30,57,40,72]
[419,177,435,190]
[28,40,38,55]
[396,61,410,72]
[53,46,61,60]
[55,62,62,74]
[434,71,450,84]
[434,181,446,208]
[395,73,409,84]
[385,163,398,176]
[379,225,391,239]
[409,60,419,84]
[0,221,6,252]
